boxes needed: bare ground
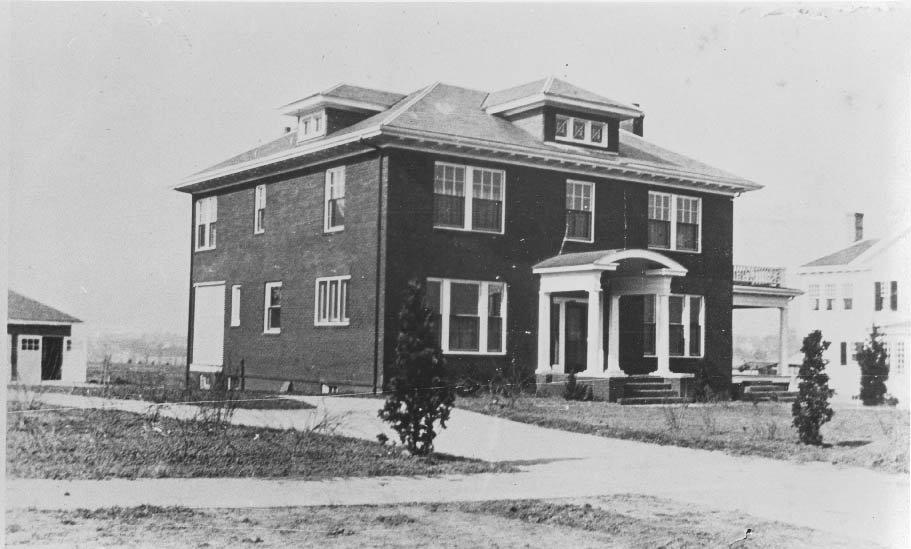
[5,494,876,548]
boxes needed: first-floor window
[895,341,906,374]
[315,276,350,325]
[230,285,241,327]
[644,294,704,358]
[425,278,507,354]
[264,282,282,333]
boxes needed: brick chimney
[847,212,864,242]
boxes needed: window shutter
[875,282,883,311]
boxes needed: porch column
[537,291,552,373]
[584,282,605,376]
[655,293,671,376]
[606,294,623,376]
[778,306,790,378]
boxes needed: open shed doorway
[41,336,63,380]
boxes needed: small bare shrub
[699,403,719,435]
[662,403,687,432]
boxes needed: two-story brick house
[175,78,762,397]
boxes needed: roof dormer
[484,77,644,152]
[280,84,405,144]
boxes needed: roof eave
[485,93,644,119]
[279,96,390,117]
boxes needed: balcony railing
[733,265,786,288]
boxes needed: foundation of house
[535,373,695,404]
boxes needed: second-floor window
[875,281,899,311]
[824,284,836,311]
[555,115,609,148]
[648,192,700,252]
[315,275,350,326]
[254,185,266,234]
[433,162,505,233]
[264,282,282,334]
[195,197,217,251]
[324,167,346,232]
[809,284,820,311]
[565,180,594,242]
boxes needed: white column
[606,294,624,376]
[655,293,671,376]
[537,291,552,373]
[779,306,790,378]
[584,282,605,376]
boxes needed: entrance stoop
[535,373,694,403]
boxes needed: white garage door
[192,283,225,370]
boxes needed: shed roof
[8,290,81,324]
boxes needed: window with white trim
[254,185,266,234]
[555,114,609,148]
[315,275,350,326]
[297,111,326,142]
[648,192,700,252]
[264,282,282,334]
[644,294,704,357]
[230,285,241,327]
[809,284,820,311]
[425,278,507,354]
[324,167,346,232]
[842,283,853,310]
[21,338,40,351]
[195,197,217,251]
[565,180,594,242]
[433,162,505,233]
[824,284,836,311]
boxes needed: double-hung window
[425,278,507,354]
[809,284,820,311]
[555,115,609,148]
[254,185,266,234]
[315,276,350,326]
[433,162,505,233]
[824,284,836,311]
[565,180,594,242]
[195,197,217,251]
[264,282,282,334]
[297,111,325,142]
[842,283,853,310]
[645,294,704,357]
[648,192,700,252]
[324,167,345,232]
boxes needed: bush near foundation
[857,325,891,406]
[380,280,455,456]
[791,330,834,445]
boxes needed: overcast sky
[8,3,911,336]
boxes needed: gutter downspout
[185,200,195,392]
[360,137,384,394]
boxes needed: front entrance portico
[533,249,689,379]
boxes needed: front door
[564,302,588,374]
[41,336,63,380]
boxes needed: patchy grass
[458,395,909,473]
[7,405,513,480]
[5,495,875,548]
[24,384,314,410]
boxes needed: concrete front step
[743,385,791,394]
[742,392,798,402]
[618,396,688,405]
[625,389,678,398]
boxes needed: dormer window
[555,115,608,148]
[298,111,326,142]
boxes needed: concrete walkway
[8,391,910,548]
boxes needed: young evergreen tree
[857,325,890,405]
[791,330,835,445]
[379,280,455,456]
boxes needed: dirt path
[9,391,910,548]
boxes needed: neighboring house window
[648,192,701,252]
[809,284,820,311]
[565,180,594,242]
[195,197,217,251]
[667,295,705,358]
[425,278,507,354]
[21,338,40,351]
[895,341,906,374]
[230,285,241,327]
[324,167,345,232]
[555,114,609,148]
[298,111,326,141]
[315,275,350,326]
[891,281,899,311]
[853,342,863,361]
[840,342,847,366]
[264,282,282,334]
[254,185,266,234]
[842,283,853,310]
[433,162,505,233]
[824,284,836,311]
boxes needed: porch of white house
[531,251,801,403]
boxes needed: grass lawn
[7,405,513,480]
[458,395,909,474]
[26,384,315,410]
[5,495,874,548]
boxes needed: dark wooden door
[564,302,588,374]
[41,336,63,380]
